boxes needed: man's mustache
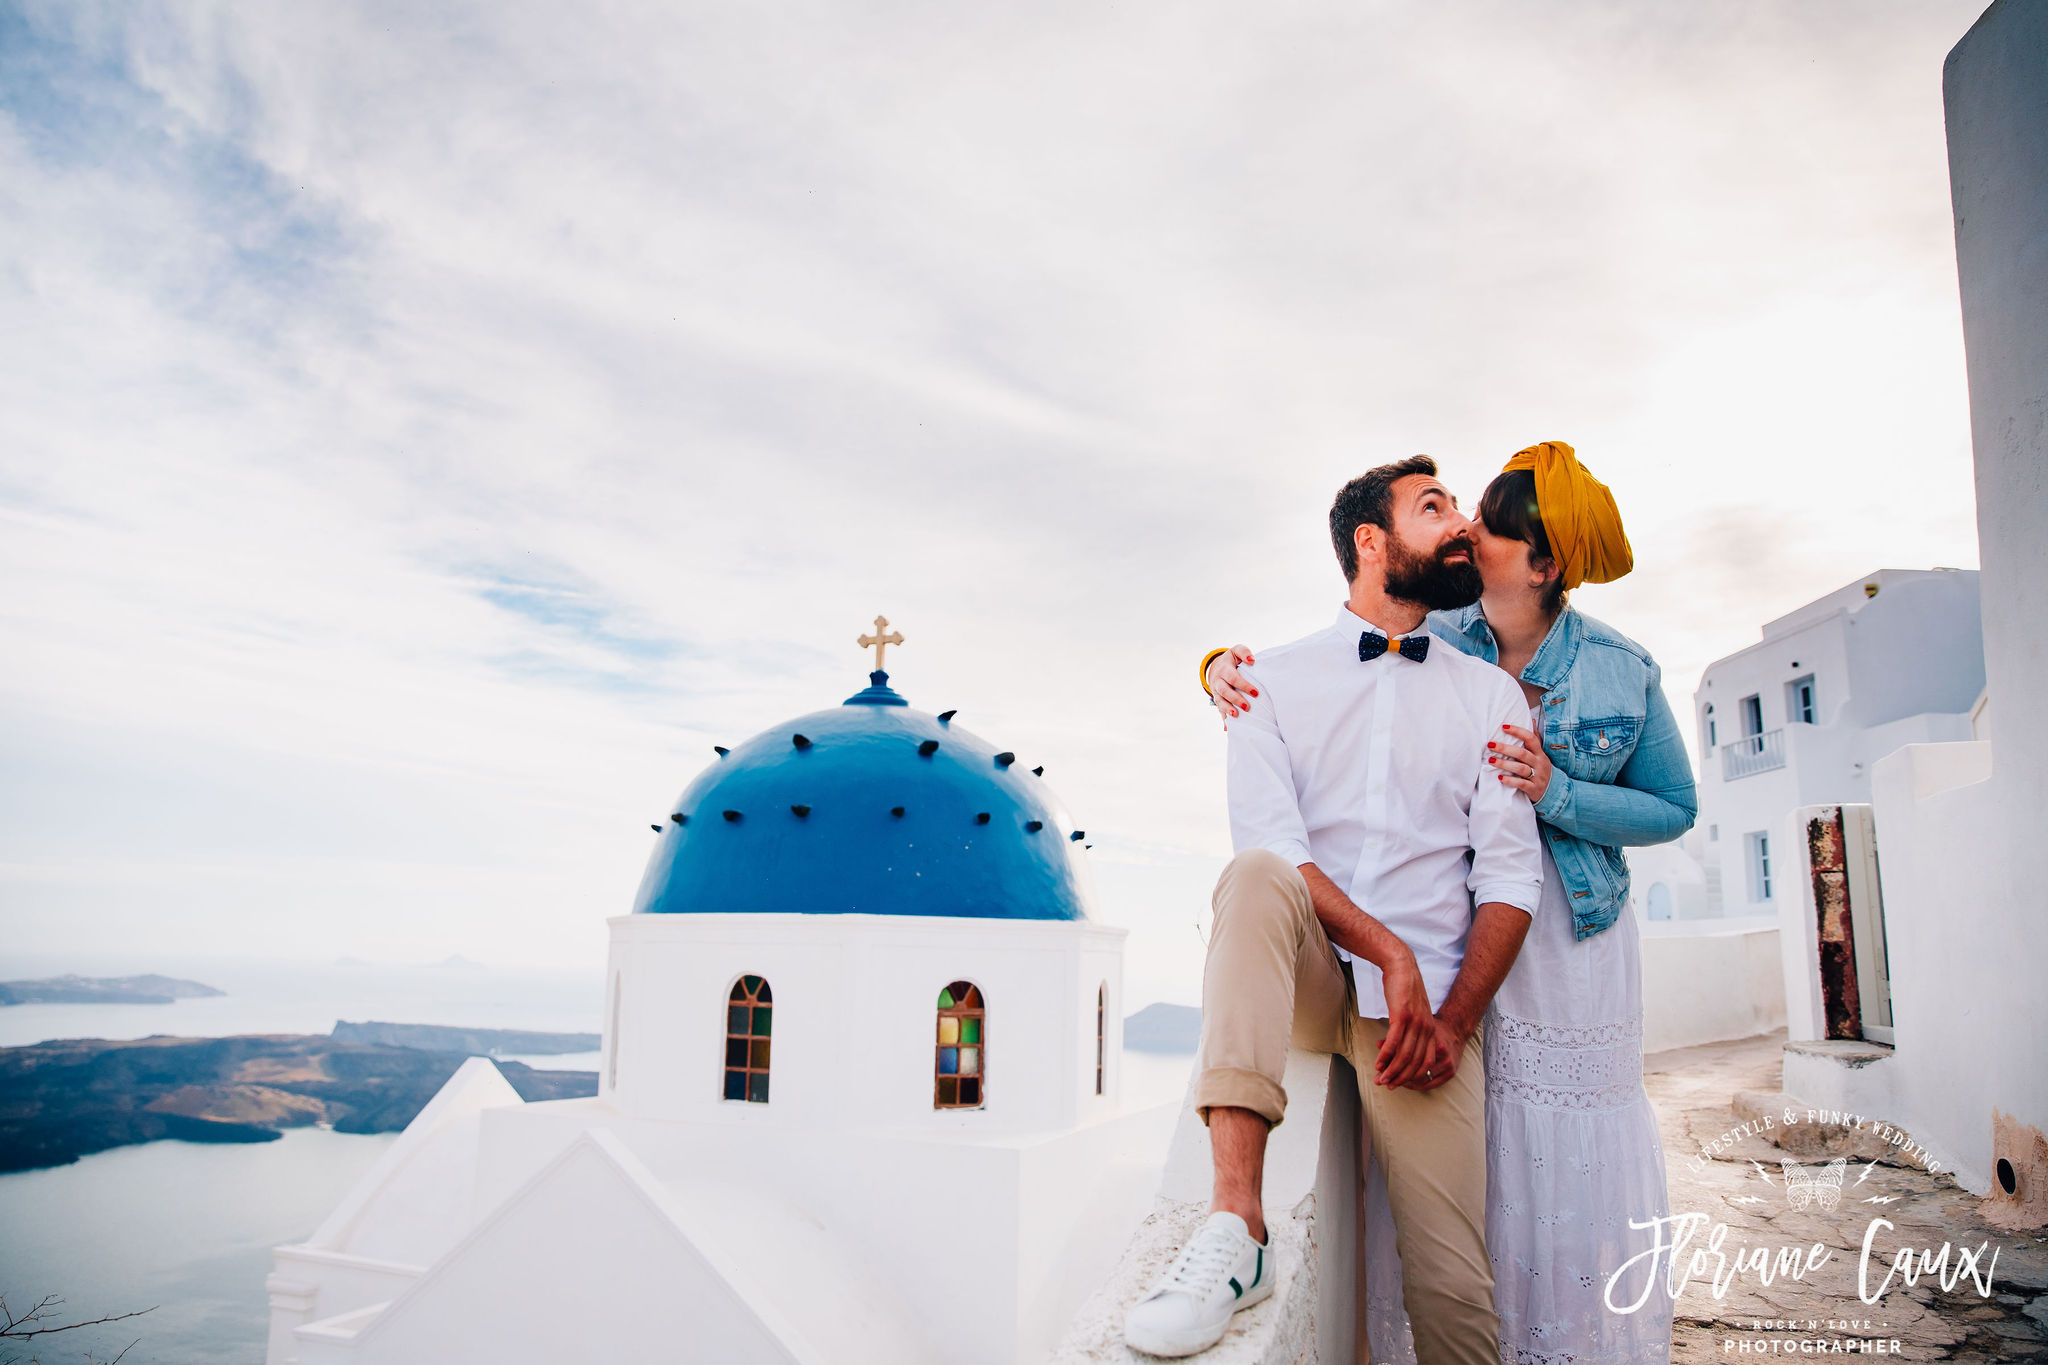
[1436,536,1477,562]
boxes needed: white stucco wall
[1114,1048,1363,1365]
[1638,920,1785,1054]
[604,913,1126,1134]
[265,1059,525,1362]
[1776,809,1830,1046]
[1850,0,2048,1194]
[1868,743,1997,1183]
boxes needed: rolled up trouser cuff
[1194,1066,1289,1128]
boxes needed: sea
[0,955,1194,1364]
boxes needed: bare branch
[0,1294,154,1342]
[0,1296,62,1335]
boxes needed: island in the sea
[1121,1001,1201,1054]
[330,1020,598,1055]
[0,974,226,1005]
[0,1029,598,1173]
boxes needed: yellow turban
[1500,441,1633,591]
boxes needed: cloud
[0,0,1989,983]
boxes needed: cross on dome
[858,615,905,670]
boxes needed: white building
[262,658,1176,1365]
[1777,0,2047,1222]
[1691,568,1984,917]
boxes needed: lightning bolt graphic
[1862,1195,1899,1205]
[1731,1195,1767,1206]
[1853,1159,1880,1186]
[1750,1160,1777,1185]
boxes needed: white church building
[261,642,1176,1365]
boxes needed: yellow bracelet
[1198,646,1230,697]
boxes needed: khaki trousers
[1192,849,1499,1365]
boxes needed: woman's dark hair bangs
[1479,469,1549,557]
[1480,469,1567,610]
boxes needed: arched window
[724,975,772,1103]
[934,981,984,1109]
[1095,982,1107,1096]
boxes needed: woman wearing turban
[1201,442,1696,1365]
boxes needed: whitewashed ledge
[1052,1050,1365,1365]
[1051,1192,1322,1365]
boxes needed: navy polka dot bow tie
[1359,631,1430,663]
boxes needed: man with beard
[1123,457,1542,1363]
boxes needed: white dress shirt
[1227,605,1543,1017]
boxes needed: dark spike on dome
[1069,829,1085,841]
[1032,766,1044,776]
[917,739,939,757]
[650,824,662,833]
[671,813,687,825]
[975,812,991,825]
[1025,820,1043,832]
[792,733,812,749]
[791,804,811,818]
[723,809,743,822]
[890,806,905,818]
[713,745,730,757]
[995,752,1016,767]
[937,709,957,722]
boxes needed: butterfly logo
[1781,1157,1849,1211]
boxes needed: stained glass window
[935,980,985,1109]
[724,975,772,1103]
[1096,982,1106,1097]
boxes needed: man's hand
[1373,952,1443,1089]
[1296,863,1457,1090]
[1405,1014,1472,1092]
[1408,900,1531,1091]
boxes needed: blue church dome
[632,671,1092,921]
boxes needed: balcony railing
[1722,728,1787,780]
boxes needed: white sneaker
[1123,1211,1272,1358]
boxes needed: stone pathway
[1648,1032,2048,1363]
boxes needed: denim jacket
[1428,604,1697,939]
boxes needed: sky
[0,0,1989,1007]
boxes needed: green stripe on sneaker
[1228,1276,1242,1298]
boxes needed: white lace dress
[1365,737,1675,1365]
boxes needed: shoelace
[1158,1225,1245,1295]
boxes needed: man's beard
[1384,532,1483,611]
